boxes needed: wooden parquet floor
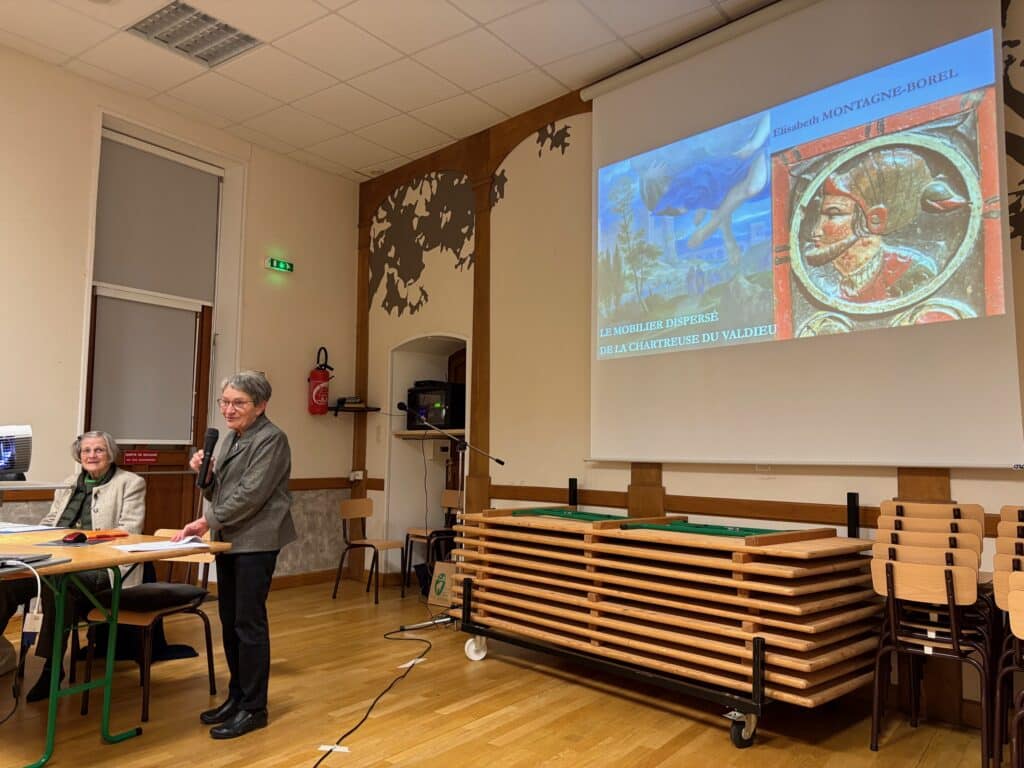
[0,581,982,768]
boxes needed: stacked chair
[870,500,994,767]
[993,505,1024,767]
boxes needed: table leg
[23,567,140,768]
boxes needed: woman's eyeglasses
[217,398,253,410]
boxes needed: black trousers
[0,578,37,637]
[0,569,108,660]
[215,551,278,711]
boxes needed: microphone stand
[398,408,504,632]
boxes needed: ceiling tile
[718,0,778,21]
[407,143,449,161]
[216,45,336,102]
[52,0,168,28]
[448,0,540,24]
[544,39,638,90]
[348,58,461,112]
[414,27,532,91]
[582,0,711,37]
[229,124,298,154]
[166,71,281,122]
[0,0,115,56]
[289,149,352,176]
[307,133,397,169]
[339,0,475,54]
[312,0,359,10]
[64,59,158,99]
[487,0,615,65]
[275,13,401,80]
[292,83,398,131]
[413,93,506,138]
[189,0,329,41]
[357,154,409,177]
[339,168,370,183]
[244,105,342,148]
[79,32,207,91]
[0,29,69,65]
[473,68,566,116]
[624,5,725,57]
[354,114,451,156]
[152,93,234,128]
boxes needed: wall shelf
[393,429,464,441]
[328,403,380,415]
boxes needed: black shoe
[200,698,239,725]
[210,708,268,739]
[25,665,64,703]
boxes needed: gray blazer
[202,413,296,554]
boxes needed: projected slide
[596,30,1002,359]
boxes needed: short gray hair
[72,431,120,463]
[220,370,272,405]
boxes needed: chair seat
[407,528,440,539]
[351,537,404,550]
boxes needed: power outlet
[349,470,365,482]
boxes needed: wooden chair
[402,489,460,590]
[82,529,215,723]
[869,554,991,767]
[331,498,405,604]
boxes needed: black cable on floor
[311,630,432,767]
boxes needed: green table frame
[24,565,140,768]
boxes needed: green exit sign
[265,257,294,273]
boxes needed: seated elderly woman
[0,430,145,701]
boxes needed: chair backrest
[880,500,985,528]
[1000,505,1024,523]
[869,559,978,606]
[440,489,461,527]
[876,529,983,554]
[998,521,1024,540]
[877,515,983,539]
[996,537,1024,556]
[1007,572,1024,639]
[339,498,373,520]
[871,543,979,569]
[440,489,461,512]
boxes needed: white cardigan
[41,467,146,587]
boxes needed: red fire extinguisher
[307,347,333,415]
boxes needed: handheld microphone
[196,427,219,489]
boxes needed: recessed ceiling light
[129,1,261,68]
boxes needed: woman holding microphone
[175,370,295,740]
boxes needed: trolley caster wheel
[729,717,756,749]
[464,636,488,661]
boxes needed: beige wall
[491,114,592,488]
[237,147,357,477]
[0,44,357,481]
[365,175,475,540]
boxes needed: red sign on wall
[122,450,159,465]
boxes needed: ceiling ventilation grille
[129,1,260,67]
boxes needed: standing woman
[175,371,295,739]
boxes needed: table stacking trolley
[450,507,879,747]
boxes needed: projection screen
[590,0,1022,466]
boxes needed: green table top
[510,508,624,522]
[621,521,785,537]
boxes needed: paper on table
[0,523,56,534]
[113,536,208,553]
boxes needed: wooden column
[465,171,492,515]
[627,462,665,518]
